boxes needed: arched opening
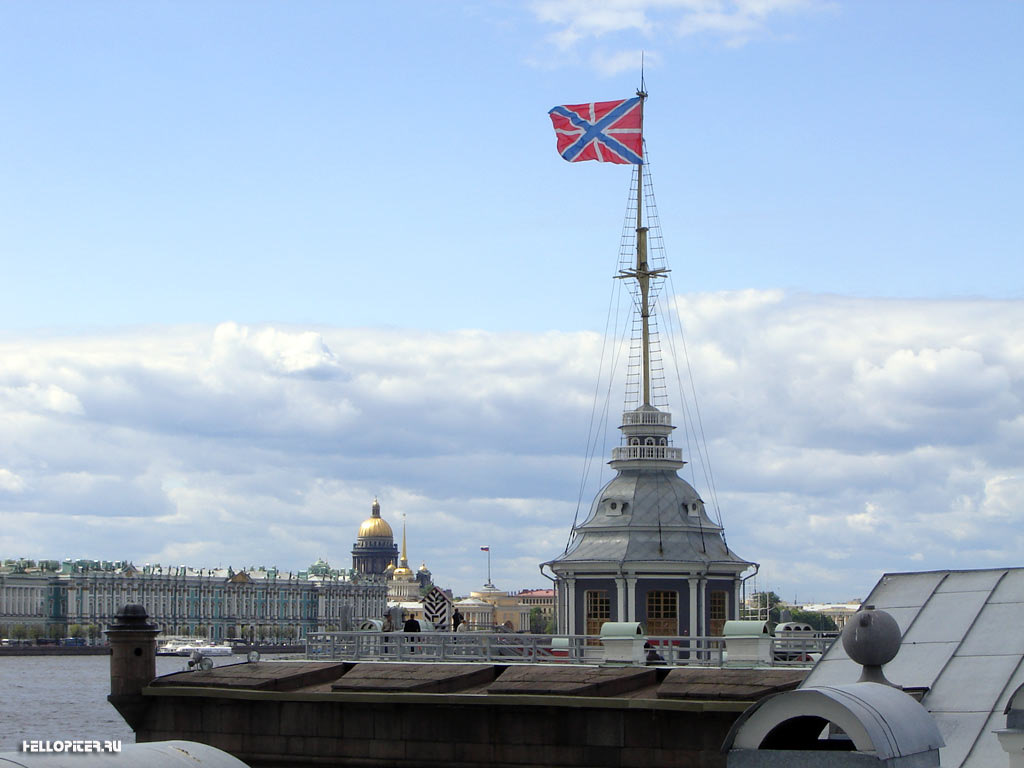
[760,717,854,751]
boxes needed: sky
[1,0,1022,604]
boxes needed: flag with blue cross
[548,97,643,165]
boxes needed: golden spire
[400,515,408,567]
[393,513,412,576]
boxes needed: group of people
[380,608,465,633]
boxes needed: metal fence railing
[304,631,837,666]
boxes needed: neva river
[0,654,264,752]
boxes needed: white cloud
[0,383,84,416]
[1,294,1022,600]
[0,469,25,493]
[528,0,833,62]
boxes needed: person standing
[403,613,420,654]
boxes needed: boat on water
[177,642,233,656]
[157,637,234,656]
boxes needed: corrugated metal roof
[802,567,1024,768]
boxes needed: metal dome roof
[357,498,394,539]
[546,468,752,571]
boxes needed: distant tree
[789,609,838,632]
[528,607,546,634]
[11,624,28,640]
[48,624,64,639]
[28,625,44,640]
[69,624,85,639]
[86,624,100,641]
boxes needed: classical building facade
[0,557,386,642]
[454,584,531,632]
[351,499,399,576]
[0,562,63,637]
[517,588,555,622]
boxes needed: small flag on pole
[480,546,490,552]
[548,97,643,165]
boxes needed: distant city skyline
[1,1,1022,601]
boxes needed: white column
[697,578,708,637]
[733,579,742,620]
[566,578,577,635]
[626,576,637,622]
[688,578,698,638]
[615,577,626,622]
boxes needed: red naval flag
[548,97,643,164]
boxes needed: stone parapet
[126,661,807,768]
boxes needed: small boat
[177,642,234,657]
[157,637,234,656]
[156,637,190,656]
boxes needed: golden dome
[358,498,394,539]
[392,566,413,577]
[358,517,393,538]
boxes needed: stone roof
[546,469,752,571]
[148,661,806,702]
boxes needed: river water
[0,654,276,752]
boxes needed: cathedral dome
[358,517,393,538]
[358,498,393,539]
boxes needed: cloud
[1,293,1022,600]
[589,48,662,76]
[0,469,26,493]
[528,0,833,62]
[531,0,654,50]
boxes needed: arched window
[645,437,655,446]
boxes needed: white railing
[621,411,673,427]
[305,631,838,666]
[611,445,683,462]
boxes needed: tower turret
[542,94,755,636]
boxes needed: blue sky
[1,1,1022,604]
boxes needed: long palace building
[0,557,386,642]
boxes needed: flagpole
[482,546,492,587]
[635,84,651,406]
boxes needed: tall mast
[618,86,667,408]
[636,87,650,405]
